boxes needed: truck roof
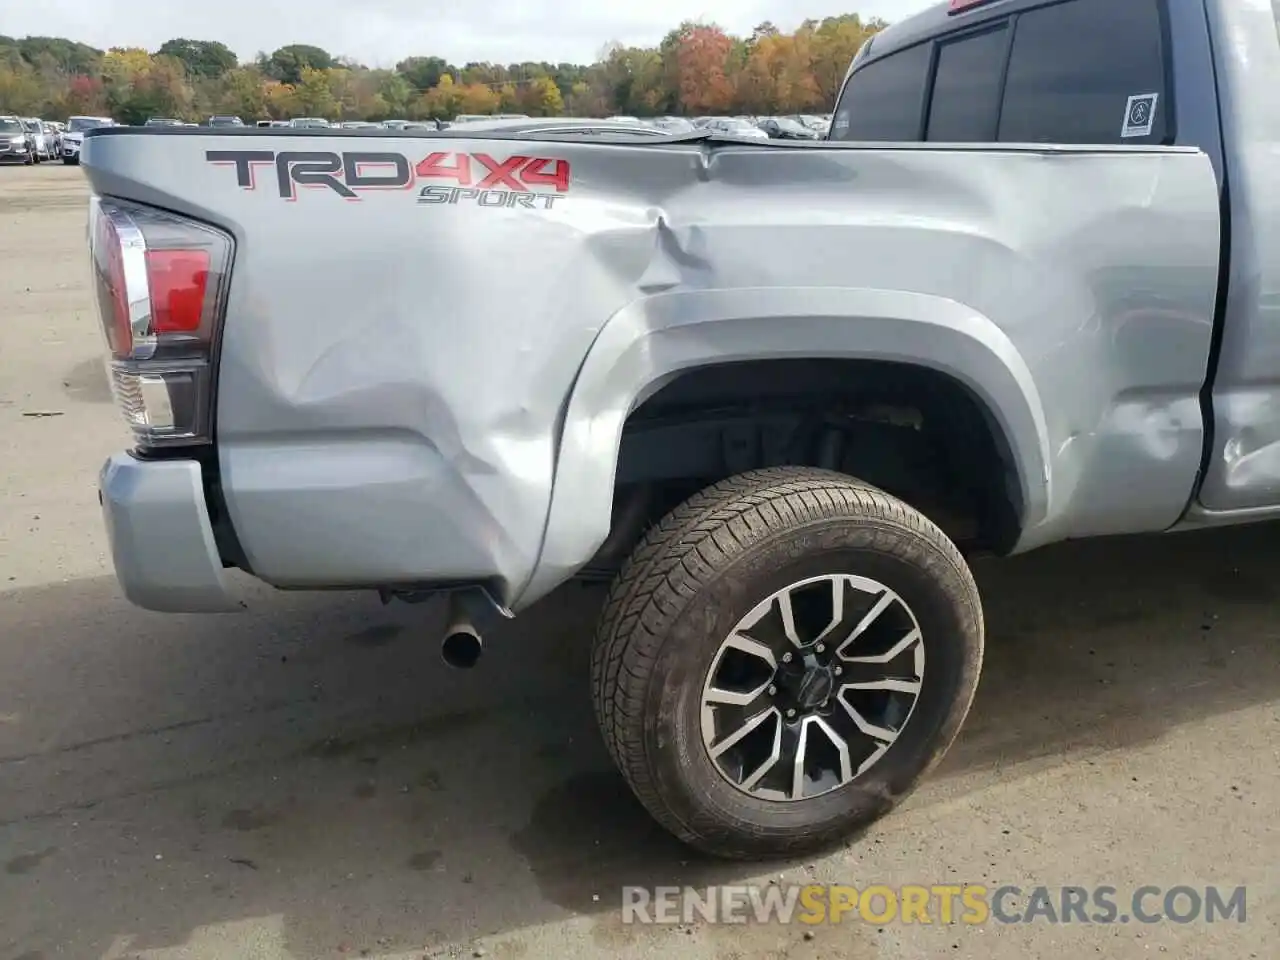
[867,0,1035,60]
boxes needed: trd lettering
[207,149,571,200]
[276,152,356,199]
[342,152,412,189]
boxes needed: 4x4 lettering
[518,157,571,193]
[276,152,356,200]
[474,153,532,191]
[415,151,472,185]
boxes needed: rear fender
[514,286,1050,607]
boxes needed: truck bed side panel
[80,133,1220,605]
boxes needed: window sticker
[1121,93,1159,138]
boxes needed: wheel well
[583,358,1023,578]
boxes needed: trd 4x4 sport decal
[205,149,571,208]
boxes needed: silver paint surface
[1185,0,1280,515]
[82,134,1221,609]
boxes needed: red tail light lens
[87,196,233,448]
[146,249,211,333]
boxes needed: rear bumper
[99,453,243,612]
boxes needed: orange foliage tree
[0,13,888,122]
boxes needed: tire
[591,467,983,860]
[62,157,77,165]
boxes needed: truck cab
[830,0,1280,523]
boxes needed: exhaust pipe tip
[441,625,482,669]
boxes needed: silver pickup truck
[83,0,1279,859]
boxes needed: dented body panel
[82,130,1223,609]
[1179,0,1280,518]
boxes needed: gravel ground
[0,162,1276,960]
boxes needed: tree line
[0,16,884,124]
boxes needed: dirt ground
[0,162,1275,959]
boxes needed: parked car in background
[446,117,669,139]
[650,116,698,133]
[62,115,114,164]
[0,115,36,165]
[340,121,379,129]
[703,116,771,140]
[22,118,56,161]
[145,118,184,127]
[758,116,821,140]
[207,116,244,127]
[45,120,64,155]
[795,114,831,135]
[289,117,331,128]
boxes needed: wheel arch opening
[582,357,1025,580]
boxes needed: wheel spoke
[791,717,812,800]
[811,576,846,644]
[836,693,898,743]
[842,677,922,695]
[841,626,921,664]
[776,592,802,647]
[740,721,784,791]
[721,633,778,668]
[835,591,896,658]
[705,633,777,705]
[708,706,779,759]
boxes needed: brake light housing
[87,196,233,448]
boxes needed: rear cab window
[831,0,1171,146]
[830,42,931,141]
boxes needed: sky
[3,0,936,68]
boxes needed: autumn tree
[457,81,501,115]
[101,49,192,123]
[673,23,735,114]
[262,80,300,119]
[293,66,337,117]
[0,61,43,114]
[376,71,415,118]
[10,36,102,74]
[214,67,269,121]
[0,12,889,123]
[520,75,564,116]
[156,39,237,79]
[263,44,333,85]
[809,15,881,106]
[396,55,451,92]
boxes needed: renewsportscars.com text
[621,884,1247,926]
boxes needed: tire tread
[590,467,980,857]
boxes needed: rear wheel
[590,467,984,859]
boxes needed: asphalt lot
[0,162,1276,959]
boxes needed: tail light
[87,196,232,448]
